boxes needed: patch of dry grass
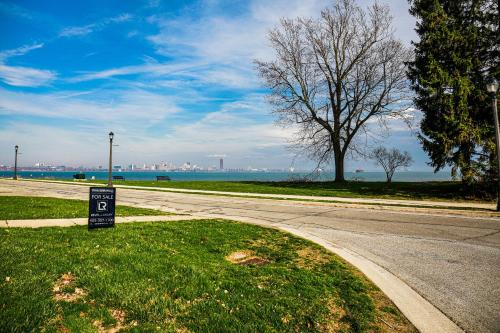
[92,309,138,333]
[52,273,87,303]
[225,250,270,266]
[296,246,331,269]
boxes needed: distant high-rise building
[219,158,224,170]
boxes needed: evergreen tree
[408,0,499,182]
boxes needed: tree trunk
[334,151,345,182]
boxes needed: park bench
[156,175,171,181]
[113,175,125,180]
[73,173,86,180]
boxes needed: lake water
[0,170,452,182]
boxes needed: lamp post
[13,145,19,180]
[487,78,499,210]
[108,132,114,188]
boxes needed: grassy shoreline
[0,219,416,332]
[46,179,494,202]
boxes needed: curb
[280,226,464,333]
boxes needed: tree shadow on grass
[238,181,494,201]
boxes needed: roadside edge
[280,226,464,333]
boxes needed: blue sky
[0,0,431,171]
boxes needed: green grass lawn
[85,179,494,202]
[0,219,415,332]
[0,196,168,220]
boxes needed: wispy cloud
[59,13,133,38]
[0,87,179,124]
[0,64,56,87]
[0,12,134,86]
[0,43,56,87]
[68,61,198,82]
[137,0,330,92]
[0,11,132,86]
[0,43,44,61]
[0,2,33,20]
[127,30,139,38]
[68,60,256,89]
[59,25,95,38]
[147,0,329,62]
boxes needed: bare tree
[255,0,412,181]
[370,146,413,183]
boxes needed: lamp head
[487,78,498,93]
[15,145,18,150]
[109,131,114,140]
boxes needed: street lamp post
[487,78,499,211]
[13,145,18,180]
[108,132,114,188]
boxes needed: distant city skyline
[0,0,442,172]
[0,157,444,173]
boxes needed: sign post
[88,187,116,229]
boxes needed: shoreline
[0,170,453,182]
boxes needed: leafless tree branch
[370,146,413,183]
[255,0,413,181]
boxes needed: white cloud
[0,64,56,87]
[0,123,108,167]
[0,11,136,86]
[155,0,413,65]
[69,59,257,89]
[59,25,95,37]
[0,87,180,125]
[0,43,57,87]
[68,61,202,82]
[146,0,161,8]
[109,13,132,23]
[147,0,329,63]
[127,30,139,38]
[59,13,133,38]
[142,0,415,92]
[171,65,258,89]
[0,2,33,20]
[69,0,414,91]
[0,43,44,61]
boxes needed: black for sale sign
[88,187,116,229]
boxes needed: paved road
[1,180,499,333]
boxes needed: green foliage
[0,196,168,220]
[407,0,499,183]
[0,220,415,332]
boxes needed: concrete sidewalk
[0,215,204,228]
[21,178,496,212]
